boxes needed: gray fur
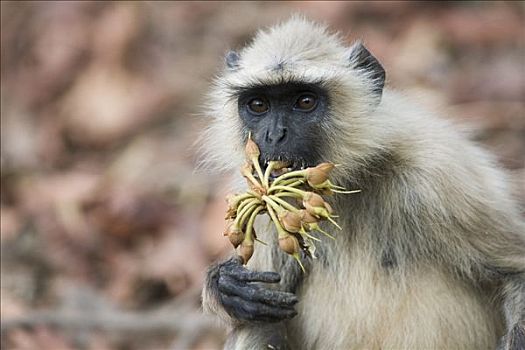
[225,51,241,71]
[201,16,525,350]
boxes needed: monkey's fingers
[221,263,281,283]
[221,295,298,323]
[218,275,298,307]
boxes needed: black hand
[217,257,298,323]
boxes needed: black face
[238,82,329,170]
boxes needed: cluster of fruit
[224,136,358,270]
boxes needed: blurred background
[1,1,524,349]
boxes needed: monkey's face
[237,82,329,170]
[202,19,386,174]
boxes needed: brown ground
[1,2,524,349]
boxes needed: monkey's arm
[398,165,525,350]
[462,200,525,350]
[438,192,524,350]
[498,273,525,350]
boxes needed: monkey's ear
[348,42,385,98]
[225,51,241,71]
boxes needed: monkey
[200,17,525,350]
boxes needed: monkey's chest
[286,257,498,350]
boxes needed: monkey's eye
[294,94,317,112]
[247,98,269,115]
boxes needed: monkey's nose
[265,127,287,145]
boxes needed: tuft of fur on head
[198,16,387,174]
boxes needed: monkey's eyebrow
[223,78,329,100]
[222,76,283,97]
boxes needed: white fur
[198,16,375,174]
[200,16,525,350]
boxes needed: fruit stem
[235,199,261,228]
[261,195,284,215]
[292,253,305,273]
[236,197,260,218]
[309,223,336,240]
[251,156,265,184]
[266,203,289,238]
[331,189,362,194]
[245,206,264,242]
[273,169,306,186]
[273,191,303,199]
[263,161,276,189]
[268,179,303,193]
[244,170,264,192]
[327,216,342,230]
[233,193,257,204]
[268,195,300,213]
[270,185,307,197]
[299,228,321,242]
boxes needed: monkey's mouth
[259,156,313,178]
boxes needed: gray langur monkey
[200,17,525,350]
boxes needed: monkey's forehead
[242,16,348,65]
[220,17,354,92]
[240,36,347,72]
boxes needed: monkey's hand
[202,256,298,325]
